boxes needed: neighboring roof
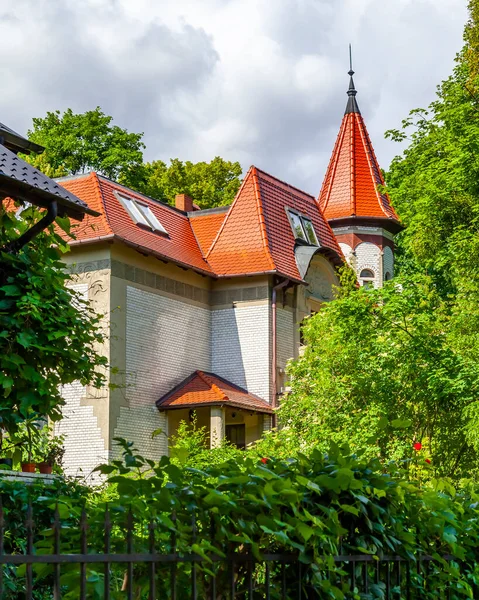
[0,122,44,155]
[206,167,343,280]
[58,166,343,280]
[189,206,228,256]
[318,73,400,225]
[156,370,274,414]
[0,145,97,220]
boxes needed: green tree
[132,156,242,209]
[25,107,145,181]
[272,277,479,481]
[0,204,107,434]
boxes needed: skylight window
[287,209,319,246]
[116,192,168,235]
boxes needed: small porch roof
[156,371,274,414]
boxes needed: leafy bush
[3,441,479,598]
[0,204,107,435]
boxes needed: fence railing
[0,503,467,599]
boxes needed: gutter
[271,277,290,428]
[2,200,58,253]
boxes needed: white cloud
[0,0,467,196]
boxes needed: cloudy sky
[0,0,467,195]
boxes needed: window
[301,218,318,245]
[288,211,307,241]
[384,271,392,281]
[287,209,319,246]
[116,192,168,234]
[360,268,375,289]
[225,424,246,449]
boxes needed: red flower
[425,459,431,464]
[261,457,268,464]
[413,442,422,451]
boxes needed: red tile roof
[58,166,343,281]
[59,173,213,275]
[318,111,399,222]
[189,208,228,256]
[206,167,343,280]
[156,370,274,414]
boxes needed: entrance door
[225,424,246,449]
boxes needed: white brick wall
[339,242,355,268]
[114,286,211,459]
[55,282,108,481]
[56,381,108,482]
[355,242,381,288]
[383,246,394,280]
[276,307,294,391]
[212,303,271,401]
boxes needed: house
[54,70,400,477]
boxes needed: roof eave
[328,215,403,235]
[157,399,274,414]
[0,176,98,220]
[69,234,214,277]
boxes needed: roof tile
[156,370,274,413]
[318,111,399,222]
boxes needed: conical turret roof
[318,69,399,226]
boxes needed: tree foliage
[271,277,479,482]
[265,1,479,483]
[25,107,145,181]
[25,107,242,209]
[0,204,107,433]
[130,156,243,209]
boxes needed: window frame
[115,191,168,235]
[286,208,319,246]
[359,268,375,289]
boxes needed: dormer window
[116,192,168,234]
[287,209,319,245]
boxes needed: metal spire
[345,44,360,115]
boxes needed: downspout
[271,277,289,428]
[2,200,58,253]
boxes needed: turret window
[286,209,319,246]
[360,269,374,278]
[360,268,375,289]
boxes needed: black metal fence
[0,503,466,599]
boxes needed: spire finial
[345,44,360,115]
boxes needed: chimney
[175,193,194,212]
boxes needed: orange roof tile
[59,174,213,275]
[189,208,228,256]
[207,167,343,280]
[58,166,343,281]
[156,370,274,413]
[319,76,399,223]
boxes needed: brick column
[210,407,225,448]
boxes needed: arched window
[360,268,375,289]
[384,271,392,281]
